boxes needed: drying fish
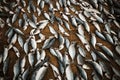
[37,7,41,16]
[35,62,48,80]
[40,1,45,9]
[22,68,29,80]
[55,49,63,62]
[111,66,120,77]
[70,15,77,27]
[3,57,9,75]
[13,46,20,57]
[63,20,71,31]
[103,32,114,44]
[56,1,60,10]
[89,0,98,8]
[86,60,103,77]
[43,11,50,20]
[65,65,74,80]
[77,45,86,57]
[90,33,96,48]
[20,56,26,73]
[30,36,37,50]
[49,26,58,38]
[28,19,37,28]
[49,48,57,57]
[77,65,87,80]
[50,63,62,80]
[61,12,69,21]
[97,43,113,58]
[65,37,70,49]
[37,20,49,30]
[91,13,103,23]
[95,30,106,40]
[36,33,45,43]
[92,21,101,32]
[58,33,65,50]
[68,42,76,61]
[77,53,84,65]
[14,28,24,35]
[115,45,120,55]
[13,59,20,80]
[28,52,34,66]
[12,13,18,23]
[77,25,84,37]
[63,52,70,66]
[24,39,30,54]
[3,46,9,62]
[90,51,97,61]
[42,36,55,49]
[94,50,110,62]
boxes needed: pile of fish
[0,0,120,80]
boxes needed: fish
[77,45,86,57]
[28,52,34,66]
[68,42,76,61]
[37,7,41,16]
[95,30,106,40]
[63,20,71,31]
[13,59,20,80]
[49,26,58,38]
[37,20,49,30]
[58,23,69,36]
[28,19,37,28]
[58,33,65,50]
[3,46,9,62]
[13,46,20,57]
[50,63,62,80]
[40,1,45,9]
[90,33,97,48]
[30,36,37,50]
[24,39,29,54]
[77,65,87,80]
[65,65,74,80]
[3,57,9,75]
[12,13,18,23]
[35,62,48,80]
[115,45,120,55]
[42,36,55,49]
[43,11,50,20]
[63,52,70,66]
[20,56,26,73]
[77,53,84,65]
[97,43,113,58]
[90,51,97,61]
[86,60,103,77]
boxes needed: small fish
[63,20,71,31]
[37,20,49,30]
[3,46,9,62]
[77,45,86,57]
[115,45,120,55]
[68,42,76,61]
[13,59,20,80]
[42,36,55,49]
[3,57,9,75]
[24,39,29,54]
[13,46,20,57]
[95,30,106,40]
[28,52,34,66]
[35,62,48,80]
[40,0,45,9]
[28,19,37,28]
[49,26,58,38]
[77,65,87,80]
[97,43,113,58]
[65,64,74,80]
[90,33,96,48]
[77,53,84,65]
[50,63,62,80]
[30,36,37,50]
[58,33,65,50]
[12,13,18,23]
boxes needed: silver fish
[90,33,96,48]
[97,43,113,58]
[68,42,76,60]
[13,46,20,57]
[28,52,34,66]
[77,53,84,65]
[3,57,9,75]
[12,13,18,23]
[95,30,106,40]
[65,65,74,80]
[13,59,20,80]
[42,36,55,49]
[35,62,48,80]
[58,33,65,50]
[49,26,58,38]
[3,46,9,62]
[77,65,87,80]
[40,1,45,9]
[30,36,37,50]
[115,45,120,55]
[50,63,62,80]
[63,20,71,31]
